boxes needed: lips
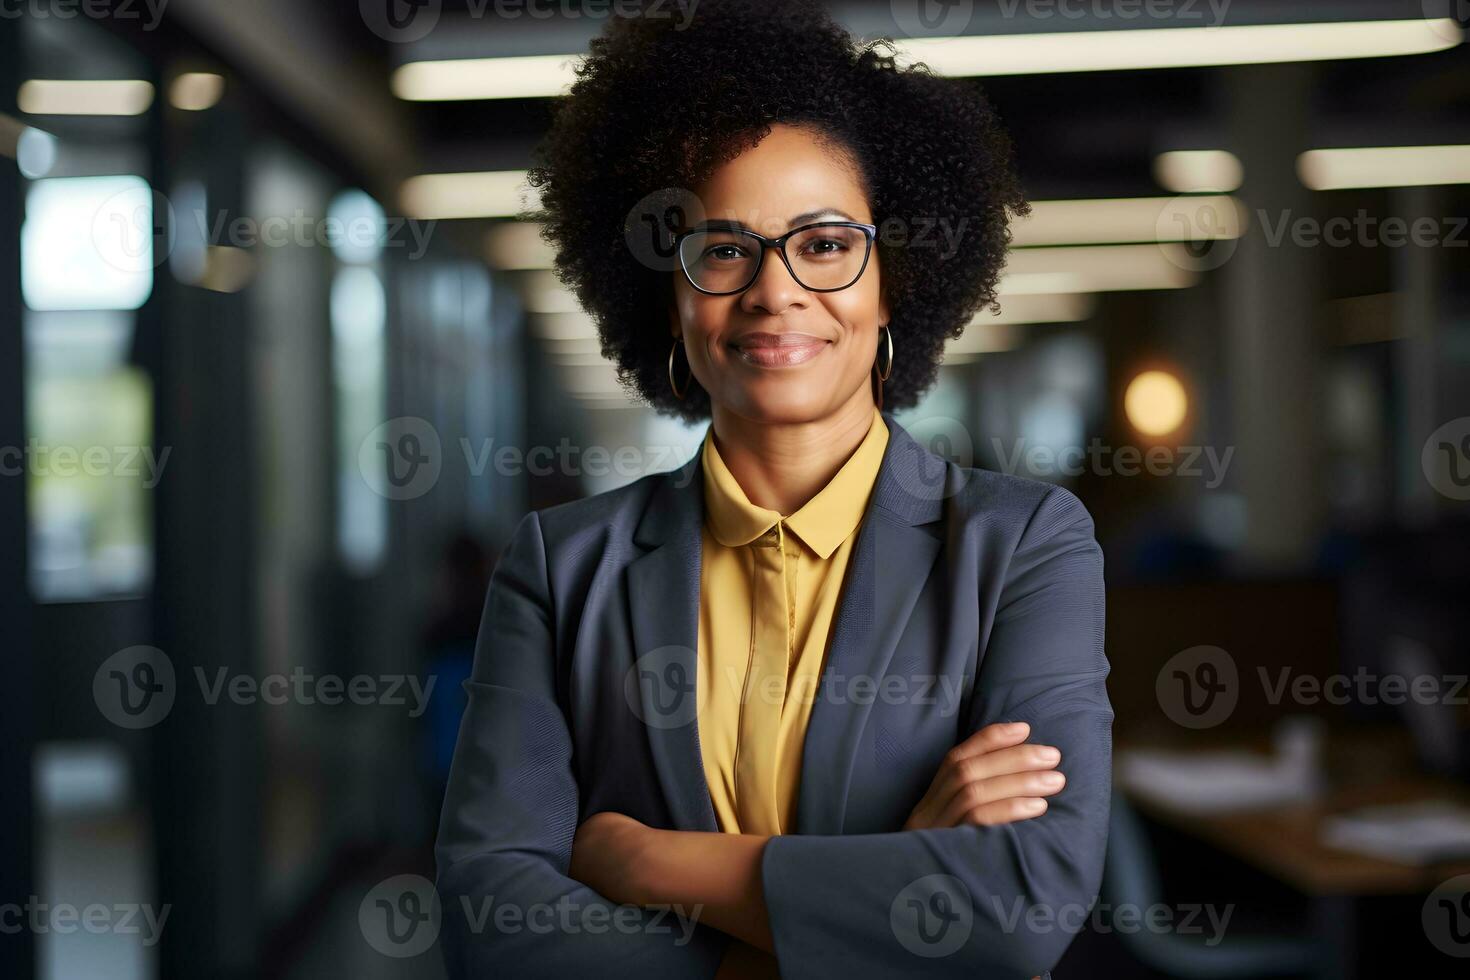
[728,332,831,368]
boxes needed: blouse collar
[701,404,890,560]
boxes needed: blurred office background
[2,1,1470,977]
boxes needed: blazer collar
[634,409,947,551]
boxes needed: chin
[725,382,841,424]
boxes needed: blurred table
[1116,727,1470,979]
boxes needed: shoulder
[943,465,1095,546]
[521,465,677,556]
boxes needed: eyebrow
[692,207,860,234]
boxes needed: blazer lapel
[796,413,946,834]
[627,444,720,832]
[626,412,948,836]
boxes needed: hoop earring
[872,324,894,410]
[668,337,692,401]
[876,324,894,382]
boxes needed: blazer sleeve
[434,509,730,979]
[759,485,1112,978]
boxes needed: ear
[878,286,892,332]
[668,288,682,341]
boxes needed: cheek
[673,290,732,365]
[823,285,885,353]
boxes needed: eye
[802,237,847,254]
[704,243,750,262]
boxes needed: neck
[708,390,878,516]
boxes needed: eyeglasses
[673,220,878,295]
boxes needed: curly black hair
[526,0,1029,423]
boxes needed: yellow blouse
[696,405,890,837]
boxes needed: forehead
[691,123,872,236]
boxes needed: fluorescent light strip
[1297,145,1470,189]
[945,292,1098,361]
[543,336,604,357]
[1013,195,1244,247]
[392,54,580,101]
[523,273,586,317]
[401,170,538,219]
[945,322,1020,360]
[390,19,1460,102]
[895,18,1461,77]
[169,73,225,112]
[969,292,1096,328]
[1154,150,1244,193]
[19,79,155,116]
[1002,245,1198,292]
[486,221,556,269]
[556,362,626,395]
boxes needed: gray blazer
[435,410,1112,979]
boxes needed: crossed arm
[435,486,1111,979]
[568,719,1068,954]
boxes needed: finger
[959,796,1049,828]
[933,743,1060,803]
[935,769,1066,828]
[945,721,1031,765]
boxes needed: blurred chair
[1102,793,1318,978]
[1385,632,1467,779]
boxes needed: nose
[739,243,809,316]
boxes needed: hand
[903,721,1064,830]
[568,811,654,906]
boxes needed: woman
[434,3,1112,978]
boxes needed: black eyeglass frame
[672,220,879,296]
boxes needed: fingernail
[1026,798,1047,812]
[1041,772,1064,787]
[1039,747,1060,763]
[1007,722,1029,735]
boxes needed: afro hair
[526,0,1029,422]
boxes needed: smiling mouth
[728,334,831,368]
